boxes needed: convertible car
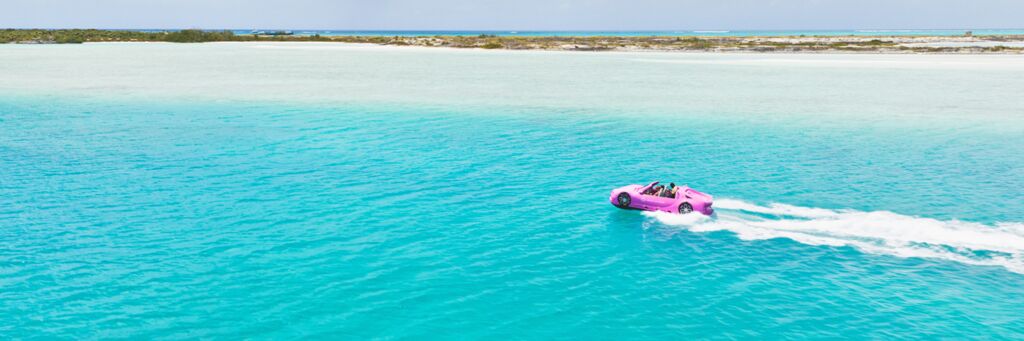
[609,182,714,215]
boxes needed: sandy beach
[346,34,1024,53]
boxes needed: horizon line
[4,27,1024,32]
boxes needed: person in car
[650,185,665,196]
[664,183,678,198]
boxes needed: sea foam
[644,199,1024,274]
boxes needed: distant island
[3,29,1023,53]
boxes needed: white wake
[643,199,1024,274]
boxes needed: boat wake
[643,199,1024,274]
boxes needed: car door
[633,182,658,208]
[643,194,674,211]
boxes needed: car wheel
[678,203,693,214]
[616,193,632,208]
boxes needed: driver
[664,183,678,197]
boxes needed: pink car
[609,182,714,215]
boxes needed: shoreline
[325,34,1024,54]
[75,40,1024,56]
[3,29,1024,54]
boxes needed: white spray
[643,199,1024,274]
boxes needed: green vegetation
[863,39,893,46]
[1,29,282,44]
[1,29,147,43]
[161,29,236,43]
[481,42,503,49]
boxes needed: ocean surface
[2,43,1023,339]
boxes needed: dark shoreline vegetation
[3,29,1023,53]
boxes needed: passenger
[659,183,675,196]
[663,183,677,197]
[653,185,665,197]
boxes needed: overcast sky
[2,0,1022,30]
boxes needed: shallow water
[2,43,1023,338]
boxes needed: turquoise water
[2,43,1024,338]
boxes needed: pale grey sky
[2,0,1022,30]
